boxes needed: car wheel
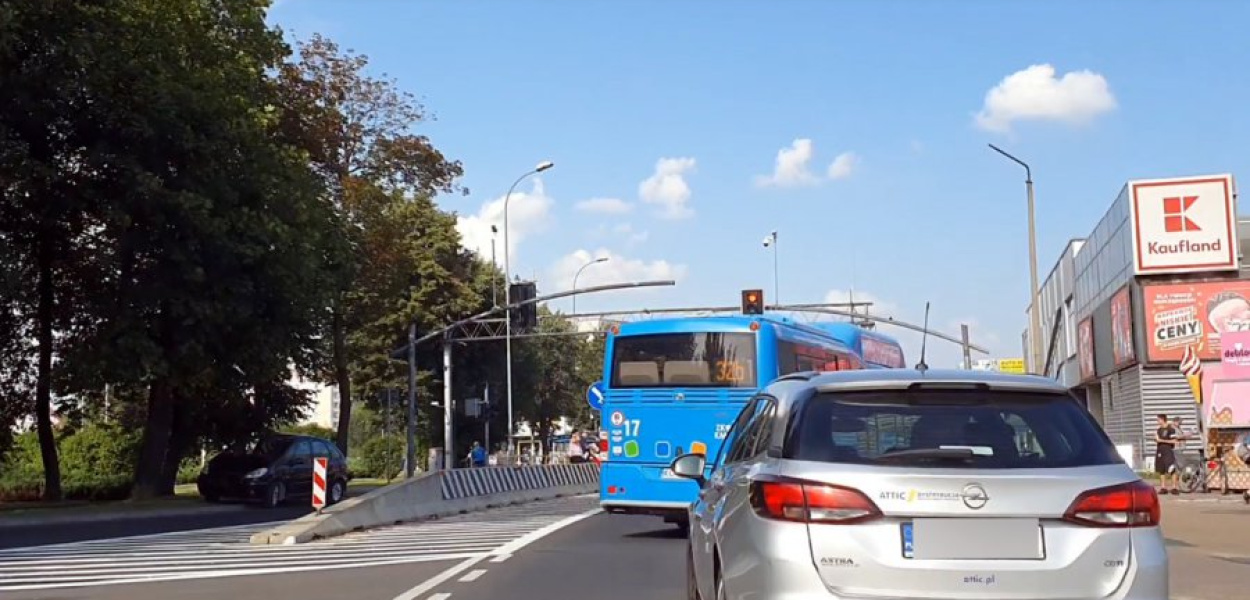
[262,482,285,508]
[686,540,700,600]
[328,479,346,505]
[203,492,220,503]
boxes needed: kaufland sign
[1130,174,1238,275]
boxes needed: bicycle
[1177,446,1231,494]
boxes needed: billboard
[1077,318,1095,382]
[1129,174,1237,275]
[1219,330,1250,378]
[997,358,1025,374]
[1142,280,1250,362]
[1110,286,1135,367]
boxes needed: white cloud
[455,178,554,263]
[975,64,1117,133]
[613,223,650,246]
[639,157,696,219]
[550,248,687,294]
[827,152,859,180]
[575,197,633,215]
[755,138,819,188]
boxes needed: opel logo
[675,392,685,402]
[961,484,989,510]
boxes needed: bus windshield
[610,332,757,388]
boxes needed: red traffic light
[741,289,764,315]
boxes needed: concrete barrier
[250,462,600,545]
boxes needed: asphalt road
[0,486,378,550]
[2,493,1245,600]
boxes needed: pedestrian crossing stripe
[0,495,600,592]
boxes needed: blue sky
[269,0,1250,368]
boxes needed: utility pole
[961,324,972,370]
[405,323,417,478]
[484,384,491,454]
[443,336,454,470]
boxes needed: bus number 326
[714,360,745,383]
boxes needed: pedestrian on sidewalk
[469,441,488,468]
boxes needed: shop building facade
[1025,174,1249,484]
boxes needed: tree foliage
[0,0,605,502]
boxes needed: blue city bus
[816,322,907,368]
[597,314,873,527]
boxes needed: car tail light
[1063,480,1160,528]
[750,479,882,524]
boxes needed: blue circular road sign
[587,381,605,411]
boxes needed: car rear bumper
[716,517,1168,600]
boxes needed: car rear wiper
[874,447,981,462]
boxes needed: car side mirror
[670,453,707,487]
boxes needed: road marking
[394,507,601,600]
[458,569,487,582]
[428,594,451,600]
[489,554,511,563]
[0,497,598,592]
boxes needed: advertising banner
[1110,286,1135,367]
[1077,318,1095,382]
[1129,174,1237,275]
[1142,280,1250,362]
[1219,330,1250,377]
[996,358,1025,374]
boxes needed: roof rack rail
[774,370,821,383]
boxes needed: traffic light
[741,289,764,315]
[509,281,538,331]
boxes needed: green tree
[276,34,466,456]
[0,0,343,499]
[512,309,597,451]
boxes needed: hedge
[0,423,143,502]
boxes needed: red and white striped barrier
[312,457,328,510]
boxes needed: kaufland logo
[1163,196,1201,232]
[1147,194,1222,256]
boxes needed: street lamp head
[535,160,554,173]
[594,257,610,264]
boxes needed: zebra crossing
[0,494,600,592]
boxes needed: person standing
[567,432,587,464]
[469,441,487,468]
[1154,414,1180,494]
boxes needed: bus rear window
[610,332,757,388]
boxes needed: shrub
[357,435,405,479]
[59,423,141,482]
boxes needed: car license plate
[901,522,915,559]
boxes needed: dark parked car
[196,434,351,508]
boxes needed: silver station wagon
[670,368,1167,600]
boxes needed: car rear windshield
[786,389,1123,469]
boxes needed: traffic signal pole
[389,279,677,471]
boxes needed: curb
[249,464,601,545]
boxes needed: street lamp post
[572,257,609,315]
[763,231,778,305]
[504,160,554,458]
[988,143,1042,375]
[490,225,499,307]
